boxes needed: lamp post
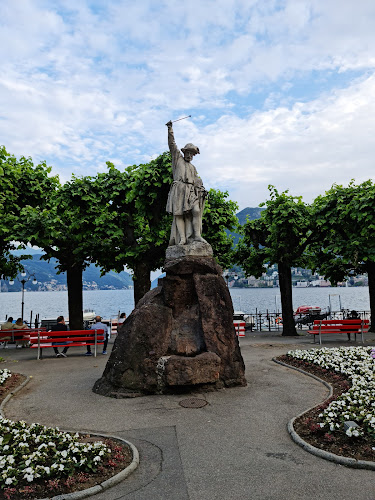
[9,271,37,321]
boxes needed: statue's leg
[169,218,177,246]
[175,214,186,245]
[185,212,194,243]
[191,203,207,243]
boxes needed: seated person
[118,312,126,324]
[347,310,360,341]
[49,316,69,358]
[13,318,29,348]
[1,317,14,347]
[86,316,109,355]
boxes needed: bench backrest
[29,329,105,343]
[311,319,369,331]
[0,328,46,338]
[1,328,46,333]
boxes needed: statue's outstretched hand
[165,120,173,127]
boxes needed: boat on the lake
[295,305,321,315]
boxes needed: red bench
[308,319,369,345]
[29,329,105,359]
[0,328,46,348]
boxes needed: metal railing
[242,310,371,332]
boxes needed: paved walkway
[1,331,375,500]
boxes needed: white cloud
[0,0,375,209]
[195,74,375,207]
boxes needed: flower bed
[286,346,374,440]
[277,346,375,462]
[0,418,111,488]
[0,369,133,499]
[0,370,11,387]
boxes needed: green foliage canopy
[236,186,312,276]
[311,180,375,281]
[0,146,59,278]
[202,189,238,269]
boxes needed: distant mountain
[227,207,265,246]
[1,254,133,292]
[235,207,265,225]
[10,246,43,256]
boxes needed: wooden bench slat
[307,319,368,345]
[29,335,105,341]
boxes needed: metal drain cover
[179,398,208,408]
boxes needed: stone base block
[166,241,213,260]
[164,352,221,386]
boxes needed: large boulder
[93,254,246,396]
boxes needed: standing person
[13,318,28,348]
[50,316,69,357]
[165,120,208,246]
[86,316,109,355]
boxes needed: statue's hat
[181,143,200,154]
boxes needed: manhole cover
[179,398,208,408]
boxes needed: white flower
[288,346,374,439]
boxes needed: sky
[1,0,375,210]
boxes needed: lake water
[0,286,370,322]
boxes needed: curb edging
[273,357,375,471]
[0,373,32,417]
[0,373,140,498]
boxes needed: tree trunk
[367,261,375,332]
[278,261,298,336]
[67,265,83,330]
[133,261,152,306]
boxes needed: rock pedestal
[93,246,246,396]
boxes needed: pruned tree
[92,153,173,305]
[18,175,106,329]
[0,146,59,278]
[312,180,375,329]
[235,186,312,336]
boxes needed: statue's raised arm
[165,121,207,247]
[166,121,181,171]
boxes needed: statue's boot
[193,235,207,244]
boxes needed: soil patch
[0,373,27,400]
[276,355,375,462]
[0,372,134,500]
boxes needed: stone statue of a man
[166,120,207,246]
